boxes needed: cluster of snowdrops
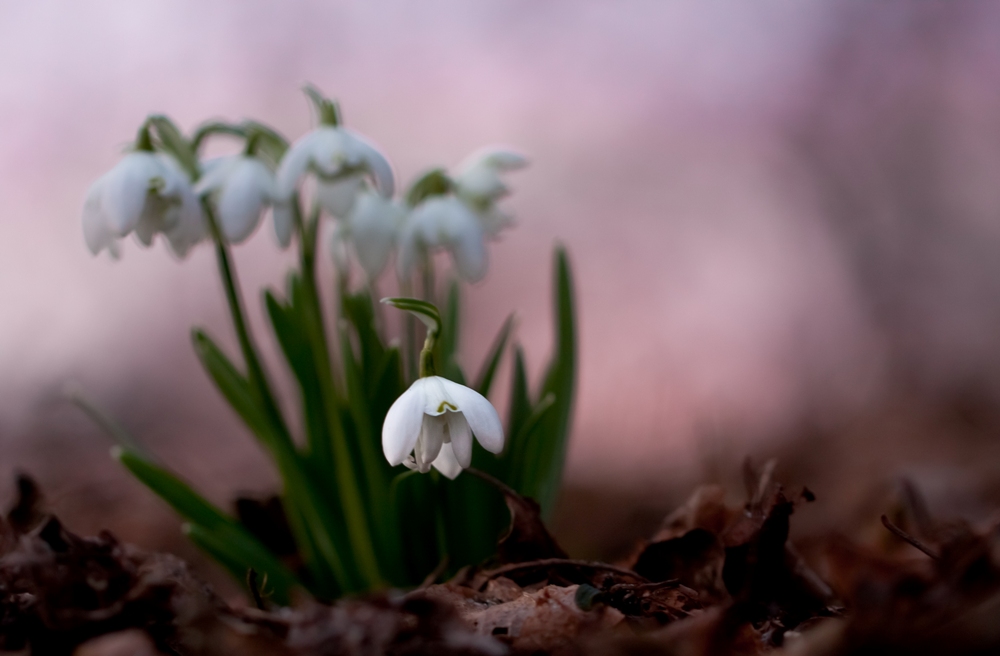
[76,87,576,603]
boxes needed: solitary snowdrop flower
[82,145,205,258]
[453,147,528,205]
[195,155,277,244]
[397,195,488,283]
[343,189,405,279]
[382,375,504,479]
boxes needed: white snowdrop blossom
[382,376,504,479]
[343,189,405,279]
[195,155,277,244]
[453,148,528,205]
[276,126,394,218]
[82,151,206,259]
[397,196,488,283]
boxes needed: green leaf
[265,286,330,465]
[191,329,277,450]
[530,246,577,517]
[182,523,299,606]
[440,280,460,364]
[474,314,515,397]
[113,447,301,605]
[382,297,441,335]
[342,293,387,396]
[114,446,230,529]
[147,115,199,179]
[506,345,532,448]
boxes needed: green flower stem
[203,201,292,448]
[421,251,436,307]
[293,200,383,589]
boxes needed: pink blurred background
[3,2,1000,574]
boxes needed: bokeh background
[3,1,1000,591]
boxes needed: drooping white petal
[275,130,322,200]
[432,198,487,282]
[101,152,164,235]
[454,165,507,201]
[431,442,463,479]
[454,148,528,202]
[450,222,488,282]
[458,147,529,173]
[82,177,116,256]
[382,382,427,466]
[348,191,403,279]
[478,206,515,237]
[316,174,364,218]
[343,128,395,197]
[164,184,207,259]
[307,127,351,176]
[194,156,239,195]
[446,411,473,468]
[217,158,272,243]
[272,202,294,248]
[440,378,504,454]
[155,153,189,199]
[415,414,447,472]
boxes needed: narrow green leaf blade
[113,446,230,529]
[532,246,578,516]
[474,314,515,397]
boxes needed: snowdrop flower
[397,195,488,283]
[453,148,528,205]
[195,155,277,244]
[382,375,504,479]
[342,189,405,279]
[82,146,205,259]
[276,122,394,219]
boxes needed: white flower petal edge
[342,129,395,197]
[381,376,504,478]
[431,443,464,480]
[275,130,324,201]
[82,151,204,258]
[382,380,426,466]
[437,377,504,454]
[100,152,166,235]
[346,190,403,279]
[274,127,395,210]
[397,196,487,283]
[82,175,118,256]
[454,147,528,202]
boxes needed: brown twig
[465,467,521,498]
[881,515,940,559]
[480,558,647,584]
[419,556,450,589]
